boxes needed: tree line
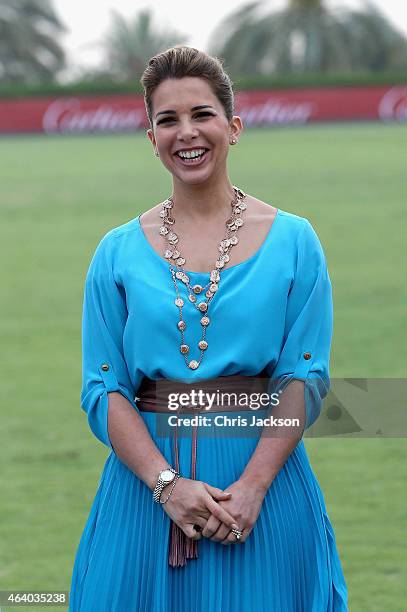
[0,0,406,87]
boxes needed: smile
[174,149,210,167]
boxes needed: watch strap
[159,474,180,504]
[153,467,179,503]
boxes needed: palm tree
[207,0,407,75]
[340,1,407,71]
[102,8,189,82]
[0,0,66,85]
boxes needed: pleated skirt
[69,409,348,611]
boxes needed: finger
[204,483,232,500]
[183,524,202,540]
[201,515,221,538]
[211,523,232,543]
[206,497,239,530]
[223,527,248,545]
[222,530,237,545]
[192,516,207,532]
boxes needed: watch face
[161,469,175,483]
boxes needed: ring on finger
[231,528,243,540]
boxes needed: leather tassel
[184,530,199,560]
[168,420,199,567]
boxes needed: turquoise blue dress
[69,208,348,611]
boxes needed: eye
[157,111,214,125]
[157,117,175,125]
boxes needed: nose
[176,117,198,143]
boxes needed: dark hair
[140,45,234,129]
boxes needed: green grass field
[0,124,406,611]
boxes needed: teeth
[177,149,206,159]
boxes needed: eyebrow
[155,105,214,118]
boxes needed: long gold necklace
[158,186,247,370]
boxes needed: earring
[155,151,160,157]
[230,138,237,145]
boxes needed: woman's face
[147,76,242,186]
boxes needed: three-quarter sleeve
[80,232,138,452]
[269,218,333,431]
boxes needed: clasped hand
[162,477,266,546]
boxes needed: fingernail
[232,523,239,529]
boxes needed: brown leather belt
[137,370,270,414]
[136,370,270,568]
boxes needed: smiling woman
[68,45,348,611]
[145,73,242,188]
[154,105,218,166]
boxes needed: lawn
[0,123,406,611]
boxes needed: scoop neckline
[135,208,280,276]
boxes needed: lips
[174,147,209,155]
[173,149,210,167]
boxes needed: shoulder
[245,193,312,236]
[96,200,168,249]
[278,211,322,252]
[85,217,141,277]
[247,195,327,266]
[92,216,141,254]
[244,195,278,221]
[105,216,140,241]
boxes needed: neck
[170,176,236,224]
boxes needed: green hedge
[0,71,406,99]
[232,71,407,89]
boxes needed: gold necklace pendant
[162,186,247,369]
